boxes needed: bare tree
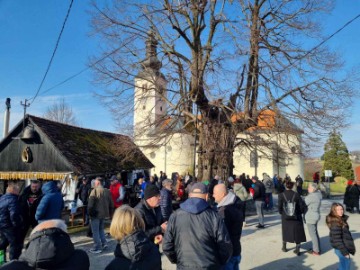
[90,0,355,180]
[43,98,78,125]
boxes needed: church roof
[231,109,303,133]
[156,109,302,134]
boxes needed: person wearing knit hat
[135,185,167,245]
[144,184,160,200]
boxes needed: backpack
[282,193,296,217]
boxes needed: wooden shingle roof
[27,115,153,174]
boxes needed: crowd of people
[0,171,357,270]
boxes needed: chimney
[3,98,11,138]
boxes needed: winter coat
[19,186,42,228]
[163,197,232,270]
[278,189,306,243]
[110,182,123,208]
[233,183,249,201]
[87,187,114,219]
[0,193,22,229]
[105,230,161,270]
[35,182,64,223]
[160,188,173,221]
[263,177,274,194]
[217,192,244,256]
[304,190,322,224]
[328,215,356,256]
[253,180,266,202]
[78,182,91,206]
[343,184,360,209]
[135,200,163,242]
[0,227,89,270]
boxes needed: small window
[143,105,146,110]
[160,106,162,111]
[250,151,258,168]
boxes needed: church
[133,33,304,181]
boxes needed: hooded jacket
[217,192,244,256]
[163,197,232,270]
[105,230,161,270]
[35,182,64,222]
[0,228,89,270]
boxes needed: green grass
[303,177,346,194]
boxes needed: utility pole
[20,99,30,131]
[193,105,198,176]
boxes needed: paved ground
[71,196,360,270]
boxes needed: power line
[277,12,360,74]
[39,39,135,96]
[29,0,74,104]
[38,12,360,98]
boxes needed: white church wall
[140,133,194,177]
[233,143,275,178]
[233,132,303,179]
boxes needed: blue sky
[1,0,360,152]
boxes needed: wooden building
[0,114,153,201]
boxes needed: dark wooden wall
[0,126,73,172]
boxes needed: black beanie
[144,184,160,200]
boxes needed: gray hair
[162,179,173,186]
[308,183,318,191]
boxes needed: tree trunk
[197,116,236,182]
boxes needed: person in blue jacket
[35,181,64,223]
[0,183,23,261]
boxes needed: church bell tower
[134,29,167,144]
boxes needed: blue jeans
[90,218,106,250]
[334,249,351,270]
[0,228,23,260]
[223,255,241,270]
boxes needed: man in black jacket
[163,182,232,269]
[0,183,23,261]
[214,183,244,270]
[19,180,42,242]
[135,185,167,244]
[76,177,91,225]
[252,176,266,228]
